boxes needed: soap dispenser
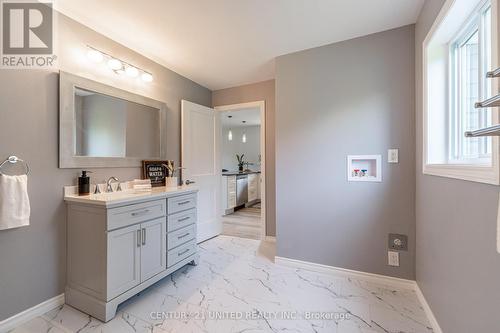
[78,170,91,196]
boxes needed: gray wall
[275,25,416,279]
[415,1,500,332]
[0,12,211,321]
[212,80,276,236]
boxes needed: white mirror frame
[59,71,167,168]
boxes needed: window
[423,0,498,184]
[449,4,492,164]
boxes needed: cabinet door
[107,224,141,300]
[227,176,236,208]
[140,218,166,282]
[248,174,258,202]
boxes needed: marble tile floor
[10,236,434,333]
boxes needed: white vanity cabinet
[107,217,166,299]
[64,188,198,322]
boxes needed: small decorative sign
[142,160,172,187]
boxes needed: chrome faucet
[106,177,120,192]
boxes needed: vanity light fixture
[86,48,103,63]
[141,72,153,82]
[86,45,154,83]
[125,66,139,78]
[107,58,122,70]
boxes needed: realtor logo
[1,0,56,68]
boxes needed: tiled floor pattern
[11,236,433,333]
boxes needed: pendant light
[227,115,233,141]
[242,121,247,143]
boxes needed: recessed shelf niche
[347,155,382,182]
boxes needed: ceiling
[221,107,261,128]
[55,0,425,90]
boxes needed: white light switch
[388,251,399,266]
[388,149,399,163]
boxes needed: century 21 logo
[2,1,53,54]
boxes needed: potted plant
[236,154,245,172]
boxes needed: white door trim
[214,101,266,239]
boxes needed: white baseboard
[275,256,443,332]
[275,256,416,289]
[0,294,64,333]
[414,284,443,333]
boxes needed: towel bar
[0,156,30,175]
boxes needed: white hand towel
[0,174,30,230]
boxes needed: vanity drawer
[168,224,196,250]
[167,239,196,267]
[107,199,166,231]
[168,193,196,215]
[167,209,196,232]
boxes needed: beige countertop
[64,185,198,208]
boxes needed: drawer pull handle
[142,228,146,245]
[178,233,190,239]
[178,201,191,205]
[178,248,190,256]
[178,216,190,222]
[131,209,150,217]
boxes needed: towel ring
[0,156,30,175]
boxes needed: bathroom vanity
[63,186,199,322]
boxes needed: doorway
[214,101,266,240]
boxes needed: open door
[181,100,221,242]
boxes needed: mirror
[74,88,160,158]
[60,72,167,168]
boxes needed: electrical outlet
[388,251,399,266]
[388,233,408,251]
[388,149,399,163]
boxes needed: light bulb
[125,66,139,77]
[86,49,103,63]
[228,130,233,141]
[242,133,247,143]
[107,58,122,70]
[141,72,153,82]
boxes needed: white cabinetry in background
[222,175,237,214]
[248,173,260,202]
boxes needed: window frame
[422,0,499,185]
[449,4,492,164]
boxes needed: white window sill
[423,163,499,185]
